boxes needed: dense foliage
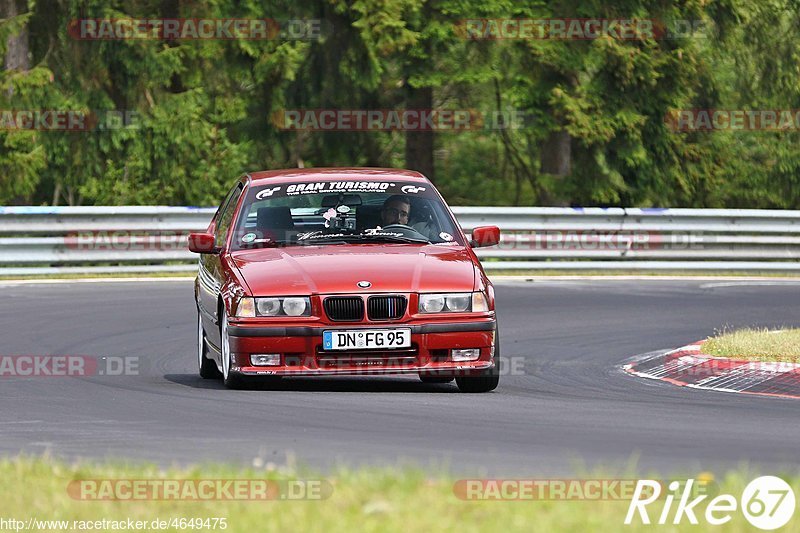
[0,0,798,207]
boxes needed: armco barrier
[1,206,800,274]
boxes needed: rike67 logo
[625,476,795,530]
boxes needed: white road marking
[700,281,800,289]
[491,275,800,284]
[624,343,800,399]
[0,277,194,287]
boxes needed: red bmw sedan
[189,168,501,392]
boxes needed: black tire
[419,375,455,384]
[198,311,222,379]
[455,370,499,393]
[258,376,284,388]
[455,333,500,393]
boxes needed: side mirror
[188,233,218,254]
[471,226,500,248]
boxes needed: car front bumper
[226,320,496,377]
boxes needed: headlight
[420,295,445,313]
[235,297,311,317]
[418,292,489,313]
[256,298,282,316]
[282,297,308,316]
[445,294,470,312]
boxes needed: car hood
[231,244,476,295]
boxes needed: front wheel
[220,308,247,389]
[455,335,500,393]
[455,369,499,393]
[198,311,221,379]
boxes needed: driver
[381,195,411,226]
[379,194,439,240]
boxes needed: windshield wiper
[239,240,300,249]
[356,234,429,244]
[294,232,429,245]
[297,238,349,245]
[294,235,353,245]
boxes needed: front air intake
[367,295,407,320]
[323,297,364,322]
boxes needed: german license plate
[323,329,411,350]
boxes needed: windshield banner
[254,181,431,200]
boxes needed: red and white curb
[623,342,800,399]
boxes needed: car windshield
[229,179,464,250]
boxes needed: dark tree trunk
[404,85,435,181]
[2,0,30,72]
[540,128,571,177]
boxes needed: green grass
[704,328,800,363]
[2,456,800,531]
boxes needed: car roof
[247,167,429,187]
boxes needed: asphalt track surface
[1,278,799,477]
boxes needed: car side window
[214,183,244,247]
